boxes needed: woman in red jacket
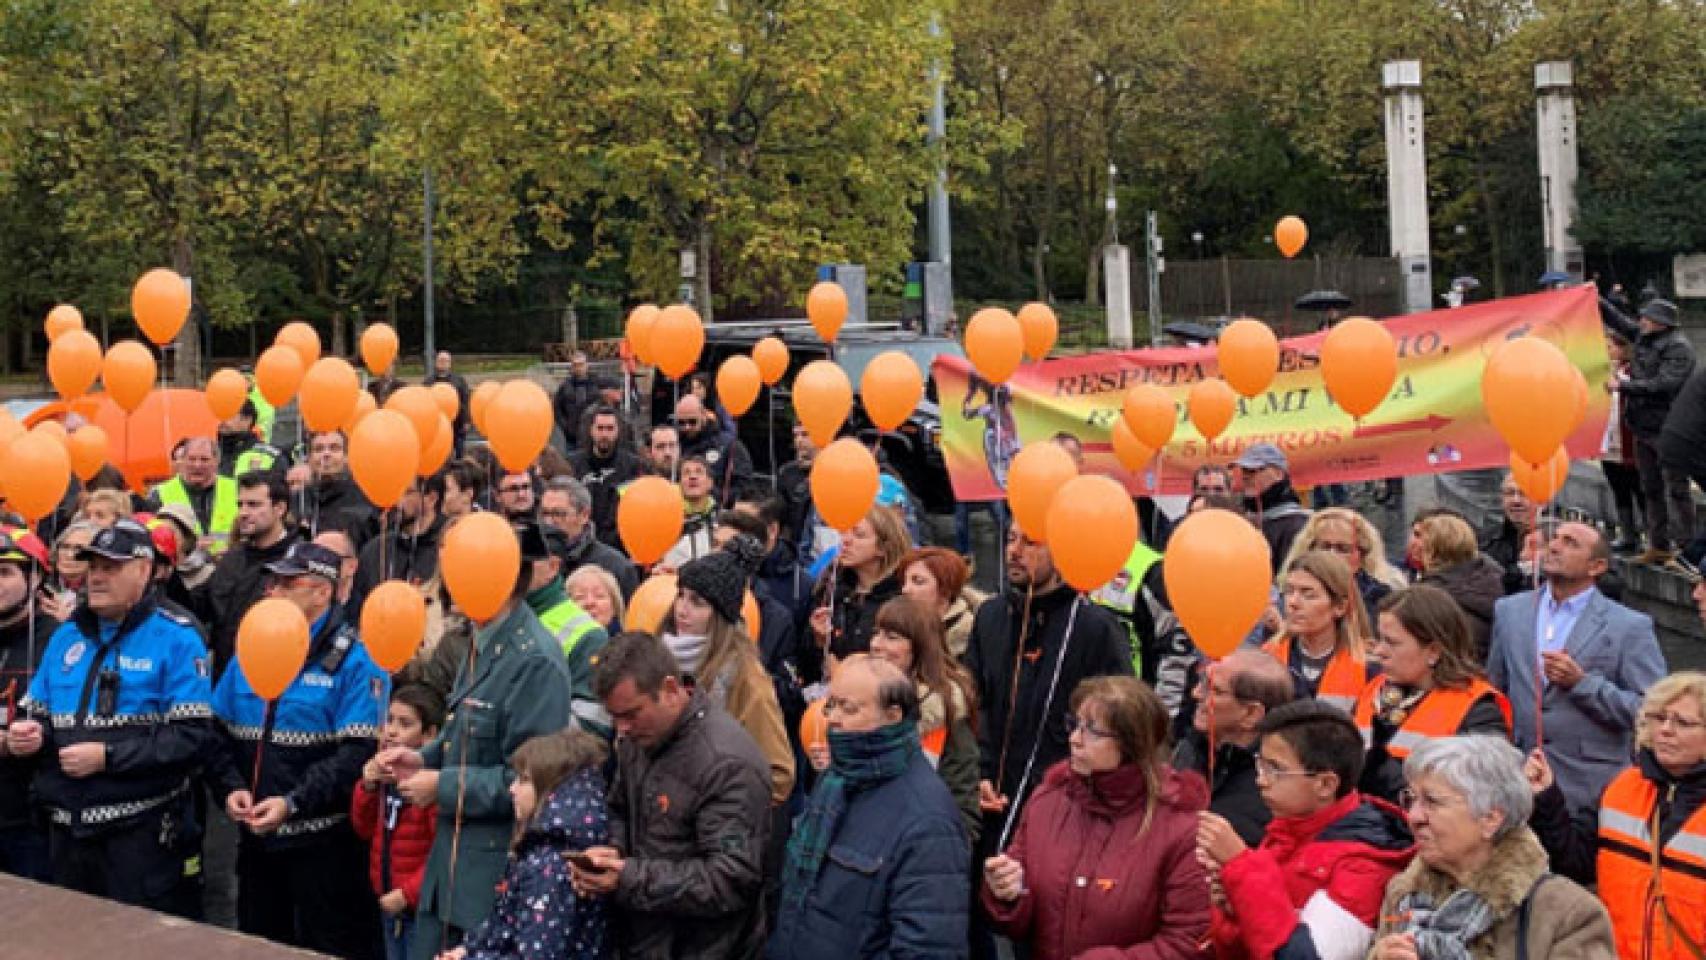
[351,684,442,960]
[982,675,1210,960]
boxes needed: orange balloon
[799,698,828,751]
[275,321,321,367]
[1007,442,1079,540]
[792,360,853,447]
[860,350,923,433]
[442,512,521,623]
[385,386,442,458]
[1122,383,1178,450]
[806,282,848,343]
[716,355,762,418]
[484,379,553,472]
[236,597,310,700]
[625,573,678,633]
[1320,317,1397,419]
[205,368,250,421]
[255,345,305,408]
[742,591,761,640]
[31,420,66,447]
[299,357,361,433]
[48,329,102,401]
[102,340,157,413]
[1510,448,1569,504]
[470,380,501,434]
[810,438,881,532]
[360,580,428,672]
[1045,475,1137,592]
[651,305,706,380]
[1163,508,1272,658]
[67,425,109,482]
[360,323,399,375]
[753,337,789,386]
[1188,378,1239,442]
[45,304,84,342]
[344,390,378,433]
[619,475,685,566]
[430,381,461,422]
[349,410,421,508]
[1218,319,1280,398]
[1111,419,1155,473]
[1017,302,1058,361]
[131,268,191,346]
[1483,337,1581,466]
[1275,216,1308,259]
[419,413,453,476]
[0,433,69,522]
[625,304,661,366]
[965,307,1024,385]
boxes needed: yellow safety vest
[153,476,240,555]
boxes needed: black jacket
[1173,732,1270,847]
[682,430,756,508]
[197,531,300,675]
[556,527,638,598]
[1418,554,1506,662]
[1249,480,1311,574]
[568,444,643,549]
[553,375,599,447]
[1601,298,1697,437]
[1660,365,1706,477]
[352,514,447,603]
[1481,520,1533,596]
[757,539,813,632]
[0,610,54,829]
[814,568,902,664]
[297,473,377,544]
[776,460,813,546]
[963,584,1132,825]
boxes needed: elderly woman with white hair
[1371,735,1613,960]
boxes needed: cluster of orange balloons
[1483,336,1589,502]
[962,301,1058,387]
[623,304,706,381]
[1002,439,1140,592]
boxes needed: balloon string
[766,388,777,493]
[1206,659,1218,790]
[442,625,478,954]
[249,699,275,797]
[1532,500,1548,749]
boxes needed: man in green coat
[516,520,611,737]
[378,570,572,960]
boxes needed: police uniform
[19,521,215,916]
[0,530,54,880]
[208,542,387,959]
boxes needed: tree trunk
[171,236,200,385]
[329,309,347,358]
[697,213,714,324]
[1085,249,1102,307]
[1476,160,1507,298]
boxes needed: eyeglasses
[1398,788,1464,813]
[1314,541,1359,557]
[540,509,571,521]
[1065,714,1114,740]
[1255,757,1318,781]
[1643,711,1706,732]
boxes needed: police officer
[217,399,287,479]
[0,528,55,880]
[209,541,387,959]
[5,519,214,915]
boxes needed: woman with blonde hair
[565,564,625,634]
[1262,550,1377,713]
[982,676,1210,959]
[1280,507,1407,615]
[1412,512,1505,661]
[808,504,909,668]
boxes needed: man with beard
[674,395,754,508]
[568,405,642,546]
[645,423,681,481]
[291,431,377,542]
[197,471,300,677]
[553,351,599,452]
[352,469,447,606]
[0,530,55,880]
[494,472,536,522]
[775,425,816,548]
[148,436,239,557]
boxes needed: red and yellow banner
[935,286,1610,499]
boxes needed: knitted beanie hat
[677,534,765,627]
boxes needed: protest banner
[936,285,1610,499]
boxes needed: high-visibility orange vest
[1598,765,1706,960]
[1351,676,1512,758]
[1263,636,1367,714]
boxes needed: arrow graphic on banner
[1351,414,1453,439]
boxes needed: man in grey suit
[1487,520,1666,812]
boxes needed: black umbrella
[1163,320,1221,344]
[1294,290,1353,312]
[1451,276,1481,291]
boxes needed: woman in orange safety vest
[1263,550,1378,714]
[1353,585,1511,803]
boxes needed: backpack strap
[1517,872,1552,960]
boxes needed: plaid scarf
[781,719,920,913]
[1395,886,1498,960]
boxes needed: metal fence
[1137,256,1406,337]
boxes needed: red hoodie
[983,760,1211,960]
[1212,790,1416,960]
[350,779,438,909]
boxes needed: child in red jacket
[1197,700,1415,960]
[352,683,443,960]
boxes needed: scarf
[1395,886,1499,960]
[661,632,711,677]
[782,720,920,912]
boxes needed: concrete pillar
[1104,244,1133,349]
[1382,60,1433,314]
[1536,61,1584,280]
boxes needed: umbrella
[1451,276,1481,291]
[1537,270,1572,287]
[26,389,220,491]
[1162,321,1221,345]
[1294,290,1353,312]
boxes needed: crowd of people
[0,337,1704,960]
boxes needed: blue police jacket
[210,603,387,848]
[22,591,216,836]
